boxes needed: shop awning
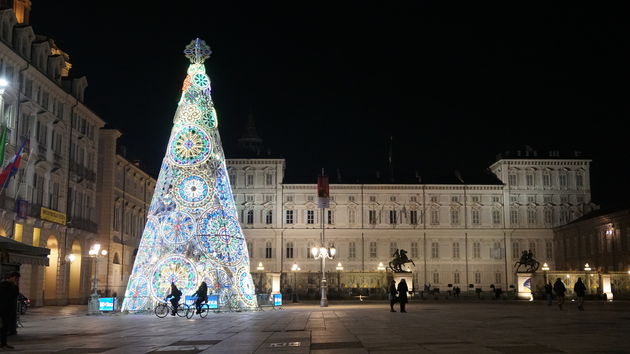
[0,236,50,266]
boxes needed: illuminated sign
[99,297,115,311]
[40,207,66,225]
[273,293,282,307]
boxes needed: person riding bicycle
[192,282,208,315]
[165,283,182,316]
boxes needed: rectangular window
[495,272,501,285]
[544,209,553,224]
[246,210,254,224]
[348,209,356,224]
[527,195,535,204]
[559,174,567,187]
[451,196,459,203]
[543,174,551,187]
[512,241,520,259]
[369,210,377,224]
[409,210,418,225]
[265,173,273,185]
[265,242,272,259]
[473,242,481,259]
[510,209,519,225]
[431,209,439,225]
[433,272,439,284]
[475,272,481,284]
[410,196,417,202]
[307,196,314,202]
[472,209,480,225]
[453,272,460,284]
[246,175,254,186]
[560,209,569,224]
[528,241,537,257]
[390,196,396,202]
[526,174,534,186]
[452,242,460,259]
[492,196,500,203]
[286,242,294,259]
[264,195,273,202]
[327,210,334,224]
[369,242,377,258]
[508,174,517,186]
[389,210,397,224]
[450,209,459,225]
[411,242,418,258]
[527,209,536,224]
[472,196,480,202]
[389,242,397,256]
[576,174,583,188]
[265,211,273,224]
[349,242,356,259]
[492,210,501,225]
[369,196,376,202]
[306,210,314,224]
[430,196,438,202]
[285,210,294,224]
[245,195,254,202]
[286,196,293,202]
[431,242,439,259]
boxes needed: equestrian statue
[513,249,539,273]
[389,249,415,273]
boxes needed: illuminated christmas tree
[122,39,257,311]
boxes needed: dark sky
[30,2,630,207]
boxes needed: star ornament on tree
[184,38,212,64]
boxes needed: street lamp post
[584,262,592,295]
[311,245,336,307]
[88,243,108,315]
[542,262,550,284]
[291,263,300,303]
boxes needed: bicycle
[187,301,211,318]
[154,299,190,318]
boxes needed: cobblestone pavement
[8,300,630,353]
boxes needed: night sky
[30,2,630,207]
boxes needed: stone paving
[7,299,630,353]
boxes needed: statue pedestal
[517,273,533,300]
[393,273,414,298]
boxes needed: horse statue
[389,249,415,273]
[513,249,539,273]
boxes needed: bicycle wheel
[199,304,210,318]
[155,303,169,318]
[177,304,190,317]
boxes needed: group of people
[388,279,410,313]
[166,281,209,316]
[545,277,587,311]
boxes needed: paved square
[9,300,630,353]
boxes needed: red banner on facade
[317,175,329,208]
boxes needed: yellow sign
[40,207,66,225]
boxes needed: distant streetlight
[336,262,344,271]
[584,263,591,271]
[257,262,264,271]
[542,262,550,284]
[88,243,108,315]
[377,262,386,271]
[291,263,300,303]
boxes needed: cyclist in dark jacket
[166,283,182,316]
[193,282,208,314]
[574,278,587,311]
[553,278,566,310]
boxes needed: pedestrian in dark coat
[0,271,20,350]
[397,279,409,313]
[388,280,397,312]
[544,282,553,306]
[574,278,586,311]
[553,278,566,310]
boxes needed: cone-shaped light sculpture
[122,38,257,311]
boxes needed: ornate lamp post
[584,262,592,295]
[311,245,335,307]
[542,262,550,284]
[88,243,108,315]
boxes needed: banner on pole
[317,175,329,208]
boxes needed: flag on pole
[317,172,329,209]
[0,139,27,192]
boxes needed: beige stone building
[96,129,155,299]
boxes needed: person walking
[389,280,397,312]
[192,281,208,314]
[544,282,553,306]
[574,277,586,311]
[553,277,566,310]
[397,279,409,313]
[0,271,20,350]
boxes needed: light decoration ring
[175,174,212,208]
[169,125,211,166]
[193,73,210,88]
[197,209,245,266]
[123,276,150,311]
[160,211,196,244]
[237,267,257,308]
[150,255,198,302]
